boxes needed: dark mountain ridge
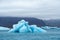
[44,19,60,27]
[0,17,46,28]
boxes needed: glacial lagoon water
[0,28,60,40]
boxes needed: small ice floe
[41,26,51,29]
[49,27,58,29]
[8,20,47,33]
[0,26,10,30]
[41,26,59,30]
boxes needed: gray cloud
[0,0,60,20]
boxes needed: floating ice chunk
[41,26,51,29]
[45,26,50,29]
[8,20,47,33]
[0,26,10,30]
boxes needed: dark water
[0,29,60,40]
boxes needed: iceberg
[8,20,47,33]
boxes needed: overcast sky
[0,0,60,20]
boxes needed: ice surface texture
[8,20,47,33]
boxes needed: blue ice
[8,20,47,33]
[30,25,47,33]
[0,26,10,30]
